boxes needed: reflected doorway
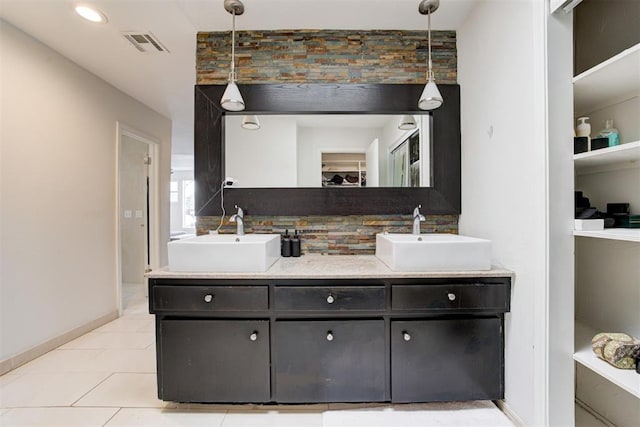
[117,124,159,314]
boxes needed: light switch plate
[135,210,143,218]
[124,210,132,218]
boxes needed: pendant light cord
[230,9,236,81]
[427,9,433,81]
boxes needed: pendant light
[418,0,443,110]
[220,0,245,111]
[398,115,417,130]
[241,115,260,130]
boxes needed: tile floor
[1,284,517,426]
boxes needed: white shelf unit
[573,43,640,115]
[574,322,640,399]
[321,153,366,187]
[572,40,639,423]
[574,140,640,175]
[573,228,640,242]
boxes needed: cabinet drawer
[392,283,509,312]
[151,285,268,312]
[274,286,386,312]
[274,320,385,402]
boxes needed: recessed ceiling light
[74,5,108,23]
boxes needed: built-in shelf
[573,43,640,114]
[322,167,366,173]
[573,228,640,242]
[574,322,640,398]
[574,141,640,174]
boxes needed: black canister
[281,230,292,257]
[291,230,301,257]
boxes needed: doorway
[117,123,159,314]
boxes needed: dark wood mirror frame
[194,83,460,216]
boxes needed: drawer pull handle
[447,293,456,301]
[326,331,334,341]
[403,331,411,342]
[250,332,258,341]
[203,294,214,303]
[326,294,335,304]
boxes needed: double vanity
[154,83,508,404]
[148,233,512,404]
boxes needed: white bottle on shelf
[576,117,591,149]
[576,116,590,135]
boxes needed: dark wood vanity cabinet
[149,277,510,404]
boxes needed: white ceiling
[0,0,478,159]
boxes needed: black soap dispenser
[281,229,292,257]
[291,230,301,257]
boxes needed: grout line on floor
[102,406,122,426]
[219,409,229,427]
[70,372,115,408]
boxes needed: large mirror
[194,83,460,216]
[225,114,431,188]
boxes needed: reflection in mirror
[224,115,431,188]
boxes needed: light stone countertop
[147,254,514,280]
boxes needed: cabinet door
[391,318,503,402]
[274,320,385,402]
[159,319,270,402]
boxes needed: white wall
[297,126,381,187]
[0,21,171,363]
[458,1,554,425]
[225,116,297,187]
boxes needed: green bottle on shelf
[597,119,620,147]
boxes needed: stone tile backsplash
[197,30,457,85]
[197,215,459,255]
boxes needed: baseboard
[494,400,525,427]
[0,310,119,375]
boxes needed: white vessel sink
[375,233,491,272]
[167,234,280,272]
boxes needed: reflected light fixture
[398,115,417,130]
[241,115,260,130]
[418,0,443,110]
[220,0,245,111]
[74,5,108,23]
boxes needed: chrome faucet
[412,204,425,235]
[229,205,245,235]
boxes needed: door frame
[116,122,160,315]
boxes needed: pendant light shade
[241,115,260,130]
[418,80,443,110]
[221,0,245,111]
[398,115,417,130]
[418,0,443,111]
[221,80,245,111]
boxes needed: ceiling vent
[122,32,169,53]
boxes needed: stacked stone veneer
[196,30,459,254]
[197,215,458,255]
[197,30,457,84]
